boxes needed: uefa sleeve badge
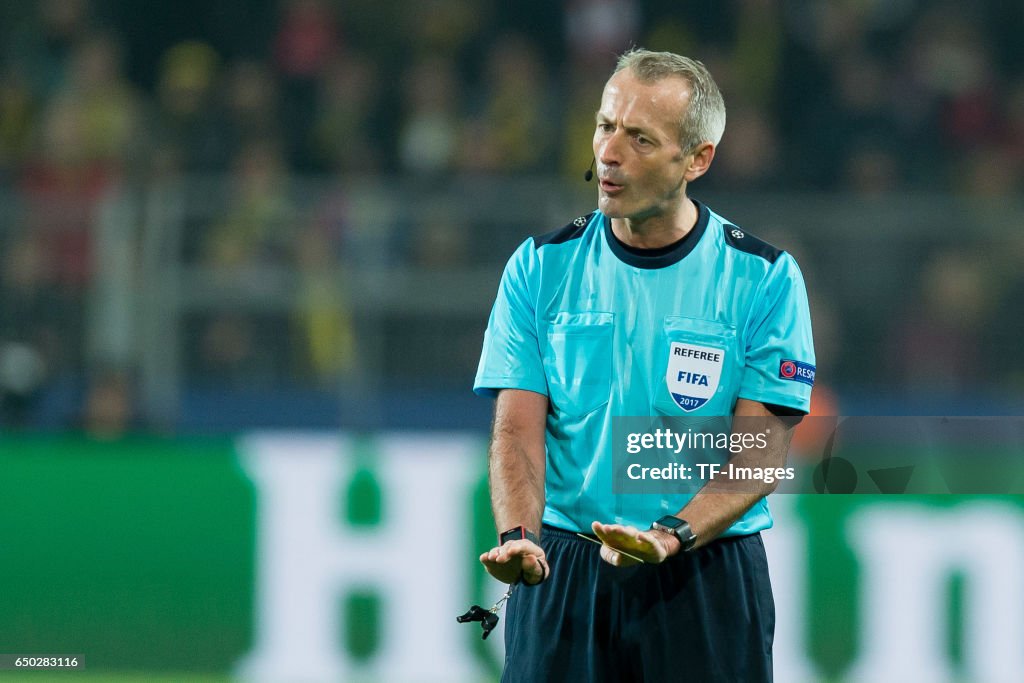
[779,359,815,386]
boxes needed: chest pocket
[543,312,614,417]
[654,317,739,416]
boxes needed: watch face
[500,527,525,544]
[656,515,685,530]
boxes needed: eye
[635,134,652,146]
[597,122,614,133]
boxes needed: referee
[474,49,814,682]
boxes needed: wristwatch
[499,525,539,546]
[651,515,697,552]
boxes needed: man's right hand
[480,539,548,585]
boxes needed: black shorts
[501,525,775,683]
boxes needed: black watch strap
[651,515,697,552]
[499,525,539,546]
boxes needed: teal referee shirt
[475,201,815,535]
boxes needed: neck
[610,198,698,249]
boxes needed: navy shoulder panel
[532,212,597,248]
[722,224,782,263]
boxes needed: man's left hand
[591,521,680,567]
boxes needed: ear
[683,142,715,182]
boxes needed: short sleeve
[738,252,815,412]
[473,240,548,398]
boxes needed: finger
[595,525,636,548]
[594,530,619,549]
[500,544,536,562]
[482,562,522,584]
[503,539,544,557]
[634,533,664,558]
[615,552,639,567]
[604,543,642,567]
[501,543,523,558]
[596,523,629,538]
[602,530,628,546]
[520,555,543,582]
[592,522,615,542]
[635,531,658,547]
[611,525,639,540]
[481,558,502,575]
[593,521,625,536]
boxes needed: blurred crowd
[1,0,1023,432]
[3,1,1022,187]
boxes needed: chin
[598,197,626,218]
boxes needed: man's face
[593,69,693,222]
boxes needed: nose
[596,130,623,168]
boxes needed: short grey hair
[614,48,726,152]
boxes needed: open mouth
[599,178,624,193]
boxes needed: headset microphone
[584,158,595,182]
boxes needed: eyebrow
[595,112,658,140]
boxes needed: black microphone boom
[584,158,595,182]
